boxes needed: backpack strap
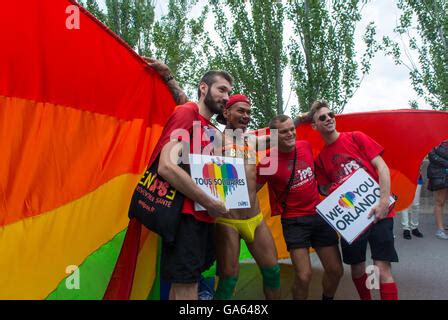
[281,146,297,215]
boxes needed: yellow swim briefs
[216,212,264,243]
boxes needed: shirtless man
[214,94,281,300]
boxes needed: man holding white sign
[156,70,232,300]
[309,100,399,300]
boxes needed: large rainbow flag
[0,0,176,299]
[1,0,448,299]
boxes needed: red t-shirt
[257,140,321,218]
[315,131,395,218]
[151,102,219,224]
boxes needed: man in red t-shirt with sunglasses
[309,100,399,300]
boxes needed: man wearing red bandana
[214,94,281,300]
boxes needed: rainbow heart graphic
[202,161,239,202]
[339,192,356,208]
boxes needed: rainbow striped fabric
[1,0,448,300]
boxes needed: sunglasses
[317,112,335,122]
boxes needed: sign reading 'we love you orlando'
[189,154,251,211]
[316,168,396,244]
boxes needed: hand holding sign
[316,169,395,244]
[205,198,229,218]
[368,200,390,223]
[189,154,251,211]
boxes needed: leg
[214,223,241,300]
[369,218,399,300]
[374,260,398,300]
[289,248,313,300]
[246,220,280,300]
[315,246,343,299]
[161,215,214,301]
[169,283,198,300]
[400,209,410,231]
[410,184,422,230]
[350,262,372,300]
[350,262,366,280]
[434,188,448,230]
[401,209,412,239]
[374,260,394,283]
[341,236,370,300]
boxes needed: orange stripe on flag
[0,96,163,226]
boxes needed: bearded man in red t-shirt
[257,115,343,300]
[154,69,233,300]
[309,100,399,300]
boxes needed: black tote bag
[128,157,185,244]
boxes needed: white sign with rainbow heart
[189,154,250,211]
[316,168,396,244]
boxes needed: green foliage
[103,0,156,55]
[210,0,287,128]
[80,0,378,122]
[83,0,106,21]
[288,0,377,114]
[382,0,447,110]
[152,0,211,97]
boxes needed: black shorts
[161,214,215,283]
[281,214,339,250]
[341,217,399,265]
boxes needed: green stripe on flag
[46,229,126,300]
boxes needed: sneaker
[411,228,424,238]
[403,230,412,240]
[435,229,448,240]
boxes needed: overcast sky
[98,0,429,114]
[344,0,429,113]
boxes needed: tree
[103,0,155,56]
[152,0,212,97]
[210,0,287,128]
[83,0,106,22]
[382,0,447,110]
[287,0,377,114]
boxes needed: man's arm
[293,113,311,127]
[368,155,391,222]
[158,140,228,218]
[143,58,188,105]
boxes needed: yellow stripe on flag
[0,173,140,299]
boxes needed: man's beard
[204,90,223,115]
